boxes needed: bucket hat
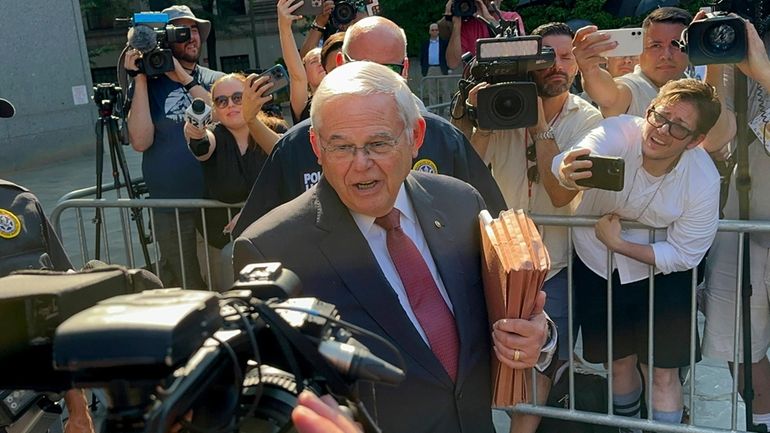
[162,5,211,43]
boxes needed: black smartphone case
[575,155,625,191]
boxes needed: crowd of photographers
[7,0,770,432]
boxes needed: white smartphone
[599,28,644,57]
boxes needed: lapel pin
[434,220,443,228]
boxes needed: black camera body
[465,35,555,130]
[682,12,747,65]
[93,82,124,118]
[129,12,191,77]
[452,0,477,17]
[331,0,367,26]
[0,263,403,433]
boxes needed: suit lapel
[314,178,452,386]
[405,175,475,389]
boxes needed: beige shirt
[616,65,659,117]
[484,94,603,277]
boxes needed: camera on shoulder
[128,12,191,76]
[463,35,555,130]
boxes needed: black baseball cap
[0,98,15,118]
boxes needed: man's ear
[687,133,706,150]
[336,51,345,67]
[402,57,410,79]
[310,127,323,164]
[410,116,427,158]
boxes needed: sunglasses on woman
[213,92,243,109]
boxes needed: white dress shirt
[350,185,454,346]
[551,115,720,284]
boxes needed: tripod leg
[107,117,153,268]
[106,120,134,268]
[93,118,106,261]
[109,117,151,266]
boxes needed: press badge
[749,107,770,153]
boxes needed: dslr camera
[462,35,555,130]
[452,0,477,17]
[331,0,364,26]
[128,12,191,76]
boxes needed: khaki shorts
[702,231,770,363]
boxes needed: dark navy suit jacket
[233,172,495,433]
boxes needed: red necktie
[375,208,460,382]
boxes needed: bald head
[342,16,407,64]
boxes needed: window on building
[92,67,118,85]
[220,55,251,73]
[86,9,117,30]
[218,0,247,15]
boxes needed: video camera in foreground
[0,263,404,433]
[127,12,191,76]
[460,34,555,130]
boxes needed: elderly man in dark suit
[234,61,554,433]
[420,23,449,77]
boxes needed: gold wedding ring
[513,349,521,362]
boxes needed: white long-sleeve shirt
[551,115,720,284]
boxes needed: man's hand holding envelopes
[480,209,554,406]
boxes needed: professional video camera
[0,263,404,433]
[459,31,555,130]
[681,11,747,65]
[678,0,770,65]
[127,12,191,76]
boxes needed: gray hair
[341,16,407,59]
[310,61,420,138]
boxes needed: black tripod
[92,83,151,267]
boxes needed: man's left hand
[165,58,193,85]
[595,213,622,251]
[492,290,548,369]
[527,97,548,137]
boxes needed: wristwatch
[535,314,558,374]
[183,76,200,92]
[310,21,326,32]
[532,126,555,141]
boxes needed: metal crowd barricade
[419,73,462,118]
[51,195,241,291]
[49,190,770,432]
[503,214,770,433]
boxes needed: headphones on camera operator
[451,14,556,131]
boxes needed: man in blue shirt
[124,5,223,288]
[420,23,449,77]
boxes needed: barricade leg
[153,209,205,289]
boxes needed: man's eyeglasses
[343,53,405,75]
[320,130,406,161]
[213,92,243,109]
[646,109,694,140]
